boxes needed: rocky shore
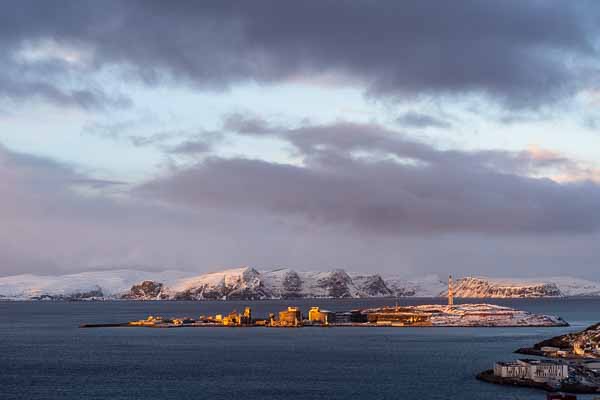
[478,322,600,394]
[477,369,600,394]
[516,322,600,359]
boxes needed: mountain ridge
[1,267,600,300]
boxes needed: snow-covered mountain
[1,268,600,300]
[385,274,448,297]
[447,277,561,298]
[447,276,600,298]
[0,269,189,300]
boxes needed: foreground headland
[478,322,600,394]
[80,303,568,329]
[516,322,600,359]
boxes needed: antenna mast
[448,275,454,307]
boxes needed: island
[80,302,568,329]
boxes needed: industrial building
[278,306,302,327]
[366,307,431,326]
[350,310,368,323]
[308,307,334,325]
[494,359,569,383]
[334,311,352,323]
[222,307,253,326]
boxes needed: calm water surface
[1,298,599,400]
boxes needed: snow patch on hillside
[0,269,191,299]
[1,268,600,300]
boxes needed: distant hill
[1,267,600,300]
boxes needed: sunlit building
[308,307,334,325]
[366,308,431,326]
[279,307,302,327]
[241,306,252,325]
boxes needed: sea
[1,298,599,400]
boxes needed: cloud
[168,140,213,155]
[1,25,130,109]
[2,1,599,109]
[0,142,422,276]
[139,119,600,235]
[396,112,452,129]
[2,141,600,278]
[0,74,130,110]
[83,115,225,153]
[223,113,280,135]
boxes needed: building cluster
[366,307,431,326]
[217,306,253,326]
[128,305,433,328]
[205,305,437,327]
[573,339,600,357]
[493,359,569,384]
[539,340,600,359]
[129,315,193,326]
[267,306,367,327]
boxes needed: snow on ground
[384,274,447,297]
[0,269,192,299]
[459,276,600,295]
[545,277,600,297]
[451,276,600,298]
[167,267,256,294]
[423,303,567,327]
[1,267,600,300]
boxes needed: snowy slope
[0,269,191,300]
[545,277,600,297]
[384,274,447,297]
[166,267,269,300]
[1,268,600,300]
[448,276,600,298]
[449,277,561,298]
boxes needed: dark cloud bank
[142,118,600,235]
[2,1,599,108]
[2,117,600,277]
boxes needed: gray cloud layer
[396,112,452,129]
[141,118,600,235]
[2,137,600,278]
[2,1,599,108]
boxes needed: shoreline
[513,347,598,359]
[78,302,569,329]
[478,321,600,394]
[80,322,569,329]
[477,369,600,394]
[4,296,600,302]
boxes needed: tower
[242,306,252,325]
[448,275,454,307]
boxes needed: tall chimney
[448,275,454,307]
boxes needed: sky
[1,1,600,279]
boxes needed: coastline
[78,302,569,329]
[476,369,600,394]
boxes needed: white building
[494,359,569,383]
[494,361,529,379]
